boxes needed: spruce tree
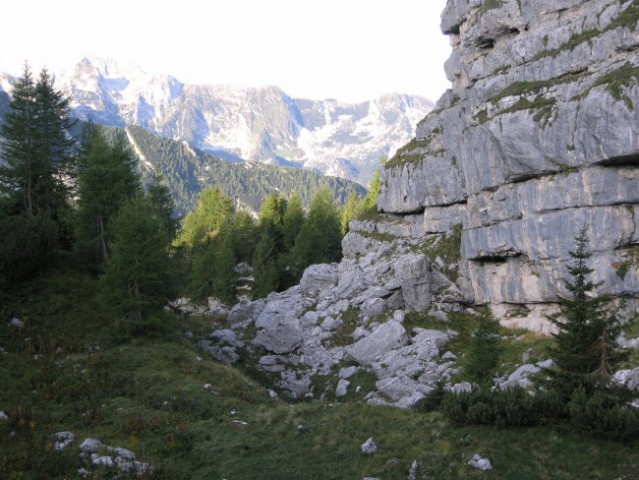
[550,227,623,378]
[0,66,74,218]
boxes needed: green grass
[2,260,639,478]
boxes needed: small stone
[92,455,115,467]
[10,318,24,328]
[408,460,419,480]
[0,411,8,421]
[361,437,378,455]
[468,453,492,471]
[53,431,74,450]
[79,438,104,453]
[268,389,278,398]
[335,379,350,397]
[203,383,212,390]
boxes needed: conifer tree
[0,65,74,218]
[75,126,141,268]
[148,172,179,245]
[282,191,305,250]
[291,187,342,274]
[252,232,279,299]
[550,227,623,378]
[175,187,234,248]
[340,192,362,236]
[100,195,176,330]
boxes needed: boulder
[300,264,338,295]
[346,321,410,365]
[253,321,304,354]
[468,454,493,471]
[394,253,432,311]
[227,299,266,326]
[613,368,639,391]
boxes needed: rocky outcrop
[377,0,639,330]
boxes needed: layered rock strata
[378,0,639,328]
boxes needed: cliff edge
[376,0,639,330]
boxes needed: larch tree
[100,195,176,331]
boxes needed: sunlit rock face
[377,0,639,327]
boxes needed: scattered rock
[613,368,639,391]
[53,431,74,450]
[468,453,492,471]
[346,321,410,365]
[10,318,24,328]
[79,438,104,453]
[361,437,378,455]
[336,379,350,397]
[339,366,359,379]
[0,411,8,421]
[408,460,419,480]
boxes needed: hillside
[2,261,639,479]
[121,125,367,216]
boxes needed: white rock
[53,431,74,450]
[10,318,24,328]
[0,411,8,421]
[361,437,378,455]
[408,460,419,480]
[613,368,639,391]
[468,453,492,471]
[346,321,410,365]
[92,455,115,467]
[79,438,104,453]
[336,379,350,397]
[339,366,359,379]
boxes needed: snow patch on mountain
[0,57,433,186]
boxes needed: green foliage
[291,187,342,275]
[0,211,57,288]
[549,227,625,379]
[175,187,234,249]
[125,125,366,217]
[282,191,305,250]
[251,233,280,299]
[442,387,567,428]
[463,312,504,386]
[0,65,75,220]
[147,172,180,245]
[75,126,141,269]
[100,196,176,331]
[568,386,639,442]
[190,230,237,304]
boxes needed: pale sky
[0,0,451,102]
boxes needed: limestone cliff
[375,0,639,329]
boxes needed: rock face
[376,0,639,330]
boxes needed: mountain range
[0,57,433,187]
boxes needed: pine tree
[100,195,176,330]
[550,227,623,378]
[75,126,141,268]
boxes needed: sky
[0,0,451,103]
